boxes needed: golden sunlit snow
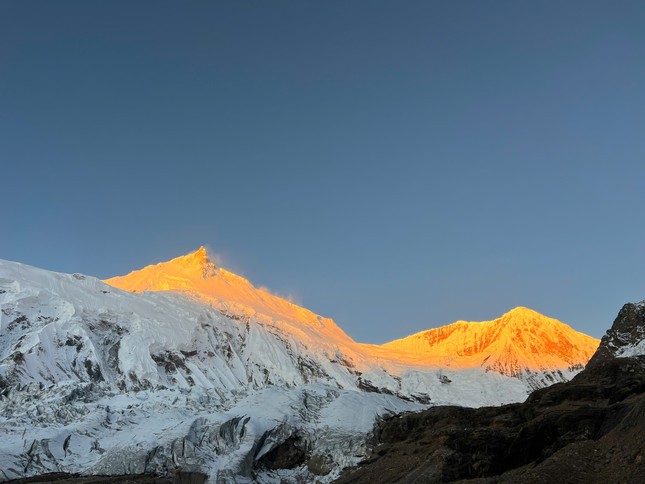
[105,247,599,375]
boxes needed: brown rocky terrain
[336,302,645,484]
[4,471,206,484]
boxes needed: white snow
[0,256,593,482]
[618,340,645,357]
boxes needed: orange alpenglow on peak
[166,245,212,268]
[104,248,600,379]
[191,246,209,262]
[103,247,352,341]
[503,306,541,318]
[379,307,600,374]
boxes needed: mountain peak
[103,246,219,294]
[169,246,213,268]
[380,308,600,378]
[504,306,541,318]
[587,300,645,366]
[498,306,549,327]
[103,248,350,339]
[193,245,209,261]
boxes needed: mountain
[587,300,645,366]
[336,299,645,484]
[380,306,599,390]
[0,249,599,483]
[104,247,598,389]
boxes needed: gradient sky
[2,1,644,342]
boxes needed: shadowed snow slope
[0,249,598,482]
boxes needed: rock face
[587,301,645,367]
[335,300,645,484]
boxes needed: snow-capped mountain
[0,248,599,482]
[104,247,598,390]
[380,306,599,390]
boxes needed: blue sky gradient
[2,1,644,341]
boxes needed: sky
[1,1,644,342]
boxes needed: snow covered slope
[381,306,599,390]
[0,249,598,482]
[105,247,598,390]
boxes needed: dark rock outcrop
[336,302,645,484]
[3,471,207,483]
[256,435,307,470]
[587,302,645,367]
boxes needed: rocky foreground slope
[336,301,645,483]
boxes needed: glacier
[0,250,597,482]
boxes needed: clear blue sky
[2,1,644,342]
